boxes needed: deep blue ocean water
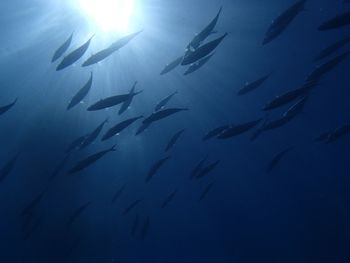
[1,0,350,262]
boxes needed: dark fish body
[314,131,331,142]
[184,53,214,75]
[282,96,307,119]
[196,160,220,179]
[0,98,17,115]
[0,154,19,183]
[56,36,94,71]
[314,36,350,61]
[24,216,43,240]
[327,124,350,143]
[67,201,92,225]
[111,185,126,204]
[79,118,108,149]
[123,200,141,215]
[199,182,214,201]
[143,108,188,124]
[319,10,350,31]
[165,129,185,152]
[145,156,171,183]
[67,72,93,110]
[237,73,272,96]
[217,119,261,139]
[68,145,116,174]
[20,192,45,217]
[65,135,88,154]
[82,31,142,67]
[190,155,209,179]
[154,91,178,111]
[135,122,150,135]
[263,83,314,111]
[263,0,306,45]
[140,217,150,240]
[181,33,228,65]
[88,91,142,111]
[102,116,143,141]
[187,7,222,50]
[130,215,139,237]
[119,82,138,115]
[161,190,178,208]
[306,51,350,83]
[160,56,183,75]
[52,33,73,62]
[49,154,70,181]
[267,148,292,173]
[202,125,229,141]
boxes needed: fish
[202,125,230,141]
[102,116,143,141]
[82,31,142,67]
[161,190,178,208]
[140,216,150,240]
[282,96,308,119]
[67,72,93,110]
[135,122,151,136]
[186,7,222,51]
[217,119,261,139]
[165,129,185,152]
[318,10,350,31]
[184,53,214,75]
[263,0,307,45]
[87,91,143,111]
[24,216,43,241]
[266,148,293,173]
[137,108,188,135]
[49,154,70,181]
[111,185,126,204]
[314,36,350,61]
[56,35,94,71]
[0,153,19,183]
[20,192,45,217]
[52,33,73,63]
[123,199,141,215]
[154,91,178,111]
[143,108,188,124]
[79,118,108,149]
[145,156,171,183]
[130,215,139,237]
[237,72,272,96]
[190,155,209,179]
[67,145,116,174]
[314,131,332,142]
[199,182,214,201]
[119,82,139,115]
[327,124,350,143]
[0,98,17,116]
[67,201,92,226]
[65,135,89,154]
[250,116,293,141]
[196,160,220,179]
[160,56,183,75]
[182,33,228,65]
[263,81,316,111]
[306,51,350,83]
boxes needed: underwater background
[1,0,350,262]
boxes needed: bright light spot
[78,0,135,33]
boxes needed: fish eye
[77,0,136,33]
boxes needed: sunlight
[77,0,136,33]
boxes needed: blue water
[1,0,350,262]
